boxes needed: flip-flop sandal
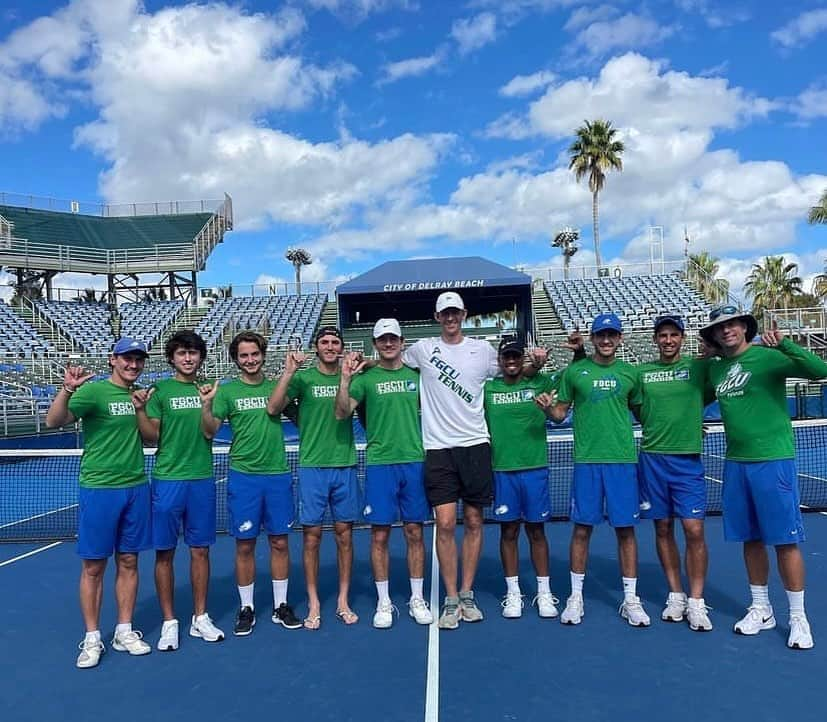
[336,609,359,625]
[303,615,321,630]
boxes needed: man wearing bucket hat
[702,304,827,649]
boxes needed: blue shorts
[363,463,430,525]
[638,452,706,520]
[570,463,640,527]
[722,459,805,545]
[77,484,152,559]
[298,467,359,526]
[493,468,551,523]
[227,470,293,538]
[152,478,216,549]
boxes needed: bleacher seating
[35,300,115,355]
[544,273,709,332]
[119,300,184,351]
[0,302,51,358]
[196,294,326,349]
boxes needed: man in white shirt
[403,292,545,628]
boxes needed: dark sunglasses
[709,305,739,321]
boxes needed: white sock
[622,577,637,600]
[272,578,288,607]
[505,576,521,596]
[537,576,551,596]
[749,584,770,609]
[668,591,687,602]
[786,589,805,617]
[85,630,101,643]
[238,583,255,610]
[410,577,424,600]
[376,579,391,605]
[570,571,585,596]
[115,622,132,636]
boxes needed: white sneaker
[532,592,559,618]
[620,596,651,627]
[734,605,775,635]
[157,619,179,651]
[373,599,397,629]
[408,597,434,625]
[190,613,225,642]
[76,638,105,669]
[501,592,523,619]
[560,594,584,625]
[787,614,814,650]
[686,598,713,632]
[112,628,151,655]
[661,593,688,622]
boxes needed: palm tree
[743,256,803,316]
[687,251,730,304]
[568,119,624,270]
[285,247,312,295]
[808,189,827,224]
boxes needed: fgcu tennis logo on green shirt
[375,380,418,394]
[491,389,536,404]
[170,396,202,410]
[235,396,267,411]
[312,385,338,398]
[716,362,751,397]
[108,401,136,416]
[643,367,690,384]
[589,375,621,402]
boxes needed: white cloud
[792,84,827,120]
[499,70,556,97]
[674,0,750,29]
[377,51,445,85]
[303,0,420,19]
[771,8,827,49]
[567,13,678,60]
[0,70,66,133]
[451,12,497,55]
[563,4,618,32]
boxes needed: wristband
[63,385,76,394]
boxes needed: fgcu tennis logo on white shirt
[428,352,473,403]
[108,402,135,416]
[716,362,751,397]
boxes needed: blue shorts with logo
[298,467,359,526]
[77,484,152,559]
[152,477,216,549]
[571,463,639,527]
[363,462,430,525]
[638,452,706,520]
[227,470,293,538]
[493,468,551,523]
[723,459,805,545]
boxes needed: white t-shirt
[403,336,499,450]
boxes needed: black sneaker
[272,603,302,630]
[234,606,256,636]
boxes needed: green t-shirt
[484,372,560,471]
[636,357,708,454]
[287,367,356,468]
[707,338,827,461]
[557,358,641,463]
[146,378,213,480]
[348,365,424,465]
[211,379,288,474]
[68,380,146,489]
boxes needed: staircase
[152,305,210,355]
[12,301,76,354]
[532,280,563,339]
[318,299,338,330]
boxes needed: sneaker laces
[78,639,104,653]
[409,597,430,612]
[620,597,645,615]
[377,600,399,617]
[501,592,524,609]
[118,629,144,645]
[532,592,559,608]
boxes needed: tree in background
[568,119,624,271]
[687,251,730,304]
[808,189,827,224]
[743,255,802,316]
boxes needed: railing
[523,259,687,282]
[763,307,827,333]
[0,191,227,218]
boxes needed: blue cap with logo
[112,337,148,356]
[591,313,622,334]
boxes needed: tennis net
[2,419,827,542]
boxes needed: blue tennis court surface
[2,515,826,722]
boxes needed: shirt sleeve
[775,337,827,380]
[145,386,163,419]
[348,373,366,404]
[557,365,574,404]
[286,372,303,402]
[211,385,229,421]
[402,340,424,369]
[486,343,500,378]
[67,383,95,418]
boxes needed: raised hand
[564,327,585,354]
[528,346,549,368]
[534,391,557,410]
[63,365,94,392]
[198,380,220,403]
[131,386,155,410]
[761,319,785,347]
[284,350,307,374]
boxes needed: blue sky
[1,0,826,300]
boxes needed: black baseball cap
[498,337,525,356]
[315,325,343,344]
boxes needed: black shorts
[424,443,493,508]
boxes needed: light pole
[285,247,312,295]
[551,227,580,280]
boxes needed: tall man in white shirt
[402,292,545,629]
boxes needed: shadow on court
[1,516,826,722]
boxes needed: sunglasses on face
[709,305,739,321]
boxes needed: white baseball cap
[373,318,402,338]
[435,291,465,313]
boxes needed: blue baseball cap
[112,337,148,356]
[653,314,685,333]
[591,313,622,334]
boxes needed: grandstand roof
[0,205,213,250]
[336,256,531,296]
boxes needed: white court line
[0,504,78,530]
[0,541,63,567]
[424,526,440,722]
